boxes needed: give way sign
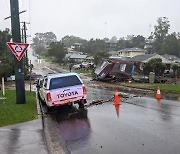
[6,42,29,61]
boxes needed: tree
[131,35,145,48]
[143,58,166,76]
[116,38,126,50]
[62,35,87,48]
[81,39,106,54]
[172,64,180,78]
[34,45,48,56]
[153,17,170,53]
[161,33,180,57]
[32,32,57,46]
[93,50,110,65]
[116,35,145,50]
[48,41,67,63]
[0,29,14,78]
[32,32,57,55]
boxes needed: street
[55,87,180,154]
[29,49,180,154]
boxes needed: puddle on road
[163,94,180,102]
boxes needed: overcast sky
[0,0,180,41]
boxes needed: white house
[118,48,147,58]
[131,53,173,71]
[68,54,87,62]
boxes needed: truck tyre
[78,102,84,109]
[67,103,73,109]
[78,99,86,109]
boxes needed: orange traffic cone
[114,90,121,105]
[156,86,162,99]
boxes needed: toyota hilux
[37,72,87,109]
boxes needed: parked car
[73,62,95,70]
[36,72,87,110]
[6,75,15,81]
[73,64,81,70]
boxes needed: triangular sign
[6,42,29,61]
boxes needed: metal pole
[23,22,28,75]
[21,27,24,42]
[23,22,28,58]
[30,60,32,92]
[2,77,5,96]
[10,0,26,104]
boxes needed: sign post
[29,60,34,92]
[9,0,26,104]
[2,77,5,96]
[6,42,29,103]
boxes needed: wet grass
[75,69,93,75]
[124,83,180,92]
[0,90,37,127]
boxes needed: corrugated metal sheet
[94,58,141,81]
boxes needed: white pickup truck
[37,72,87,109]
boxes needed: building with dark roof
[131,53,173,71]
[162,54,180,63]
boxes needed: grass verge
[123,83,180,92]
[0,90,37,127]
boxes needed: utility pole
[21,27,24,42]
[10,0,26,104]
[21,21,30,75]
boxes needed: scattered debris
[94,58,141,82]
[85,93,139,108]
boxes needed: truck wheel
[67,103,73,109]
[78,102,84,109]
[78,100,86,109]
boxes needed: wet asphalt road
[54,86,180,154]
[29,50,180,154]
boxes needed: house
[108,51,118,56]
[162,54,180,64]
[117,48,147,58]
[71,43,82,51]
[94,58,141,81]
[68,54,87,62]
[131,53,173,71]
[85,56,94,63]
[105,37,118,51]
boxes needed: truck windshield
[49,75,82,90]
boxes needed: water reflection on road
[55,107,92,152]
[55,86,180,154]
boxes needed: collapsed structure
[94,58,141,81]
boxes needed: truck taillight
[83,86,87,94]
[47,93,52,102]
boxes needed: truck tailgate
[49,85,83,102]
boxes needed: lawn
[75,69,93,75]
[124,82,180,92]
[0,90,37,127]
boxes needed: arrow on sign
[6,42,29,61]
